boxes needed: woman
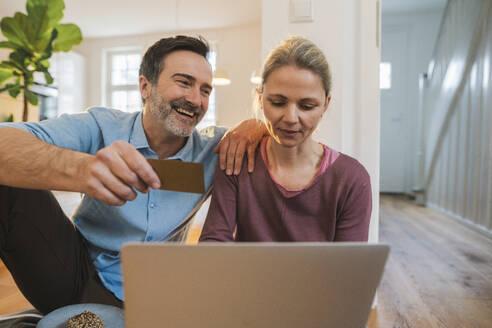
[199,36,371,242]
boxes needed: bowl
[37,303,124,328]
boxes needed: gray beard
[164,112,194,137]
[149,95,196,138]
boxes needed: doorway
[380,28,409,193]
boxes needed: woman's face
[260,65,330,148]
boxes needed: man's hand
[214,119,268,175]
[80,141,160,206]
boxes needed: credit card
[147,159,205,194]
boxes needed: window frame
[196,42,217,130]
[104,47,143,112]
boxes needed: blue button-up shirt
[1,107,226,300]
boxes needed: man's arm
[215,119,268,175]
[0,127,160,206]
[0,127,86,191]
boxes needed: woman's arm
[334,167,372,242]
[199,162,239,242]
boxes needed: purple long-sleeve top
[199,144,372,242]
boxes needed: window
[106,49,142,112]
[380,62,392,90]
[196,47,217,130]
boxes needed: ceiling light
[213,69,231,86]
[250,70,262,85]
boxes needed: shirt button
[146,236,152,241]
[149,202,155,209]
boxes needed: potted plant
[0,0,83,122]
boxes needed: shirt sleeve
[199,125,227,138]
[199,162,239,242]
[334,164,372,242]
[0,111,102,154]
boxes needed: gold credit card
[147,159,205,194]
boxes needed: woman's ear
[257,87,263,109]
[323,95,331,113]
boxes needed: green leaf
[2,60,25,73]
[0,14,32,50]
[34,62,54,85]
[26,0,65,52]
[38,29,57,60]
[0,63,12,69]
[38,59,50,68]
[26,0,65,28]
[0,68,14,84]
[8,85,22,98]
[0,61,23,73]
[4,61,22,72]
[53,23,82,52]
[9,50,30,69]
[0,82,21,93]
[42,70,54,84]
[24,89,39,105]
[0,41,20,50]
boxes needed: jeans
[0,186,122,314]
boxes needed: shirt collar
[129,112,150,150]
[168,131,195,162]
[129,111,196,161]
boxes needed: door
[380,28,409,193]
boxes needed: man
[0,35,265,313]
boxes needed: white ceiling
[0,0,447,39]
[382,0,447,14]
[0,0,262,38]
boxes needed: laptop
[121,243,389,328]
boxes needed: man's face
[142,50,213,137]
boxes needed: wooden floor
[367,195,492,328]
[1,194,491,327]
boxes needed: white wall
[424,0,492,234]
[55,51,87,115]
[74,23,262,128]
[382,10,444,193]
[262,0,381,243]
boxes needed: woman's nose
[283,104,299,123]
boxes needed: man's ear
[140,75,151,101]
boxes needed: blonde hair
[261,36,332,96]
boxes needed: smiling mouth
[174,106,196,118]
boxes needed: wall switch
[290,0,314,23]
